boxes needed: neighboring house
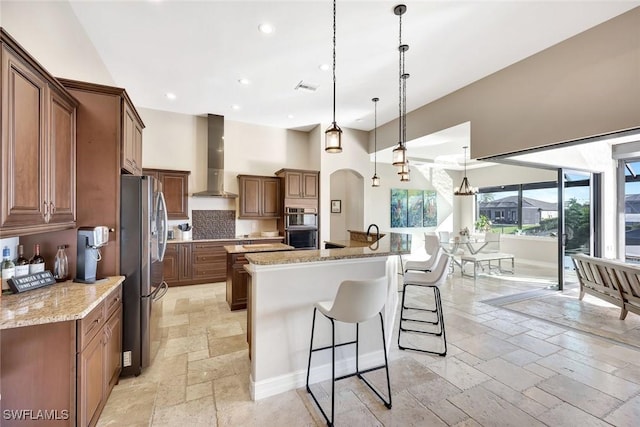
[479,196,558,225]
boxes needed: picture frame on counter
[331,200,341,213]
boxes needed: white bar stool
[398,250,449,356]
[306,276,392,426]
[404,238,442,273]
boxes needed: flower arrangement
[459,227,470,237]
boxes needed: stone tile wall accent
[192,210,236,239]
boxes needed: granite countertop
[0,276,124,330]
[245,232,411,266]
[167,235,284,244]
[224,243,294,254]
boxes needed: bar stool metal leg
[398,282,447,356]
[306,312,392,426]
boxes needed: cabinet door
[178,243,192,282]
[133,121,143,176]
[163,244,179,285]
[284,171,302,198]
[302,172,318,198]
[77,328,105,427]
[48,89,76,224]
[161,171,189,220]
[229,254,249,310]
[121,103,136,174]
[262,178,281,217]
[1,45,47,228]
[104,305,122,392]
[239,176,261,217]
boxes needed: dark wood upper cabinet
[0,29,78,238]
[143,168,190,220]
[238,175,281,219]
[122,103,143,175]
[275,169,319,209]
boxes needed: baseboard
[250,350,385,401]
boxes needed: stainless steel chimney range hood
[192,114,238,198]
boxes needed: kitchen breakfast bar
[244,233,410,400]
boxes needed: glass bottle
[14,244,30,277]
[1,246,15,293]
[53,245,69,282]
[29,244,45,274]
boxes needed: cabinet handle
[42,201,49,221]
[50,202,55,216]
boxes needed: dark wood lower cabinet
[0,285,122,427]
[227,253,249,310]
[165,239,283,287]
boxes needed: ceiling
[68,1,638,165]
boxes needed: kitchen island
[0,276,124,427]
[244,233,410,400]
[223,242,293,310]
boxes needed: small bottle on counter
[1,246,15,293]
[53,245,69,282]
[14,244,30,277]
[29,244,45,274]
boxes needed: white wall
[1,1,114,85]
[138,108,312,235]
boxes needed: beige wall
[374,7,640,160]
[329,170,364,242]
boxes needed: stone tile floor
[98,264,640,426]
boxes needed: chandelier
[392,4,410,181]
[454,146,477,196]
[325,0,342,153]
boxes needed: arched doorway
[329,169,364,241]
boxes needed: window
[476,182,558,236]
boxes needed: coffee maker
[75,226,110,283]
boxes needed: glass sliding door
[558,169,599,290]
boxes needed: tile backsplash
[192,210,236,239]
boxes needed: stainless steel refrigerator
[120,175,168,376]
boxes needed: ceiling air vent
[294,80,319,93]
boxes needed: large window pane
[625,161,640,261]
[477,190,518,233]
[521,187,558,236]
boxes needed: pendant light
[371,97,380,187]
[454,146,477,196]
[392,4,410,182]
[325,0,342,153]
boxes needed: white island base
[246,255,398,401]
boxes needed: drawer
[193,264,226,279]
[194,252,225,264]
[192,242,224,252]
[77,301,105,351]
[104,285,122,320]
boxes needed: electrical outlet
[123,351,132,367]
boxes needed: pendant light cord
[332,0,337,124]
[398,11,402,147]
[374,98,378,174]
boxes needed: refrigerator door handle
[157,191,169,262]
[151,280,169,301]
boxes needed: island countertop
[245,232,411,265]
[0,276,124,330]
[224,243,294,254]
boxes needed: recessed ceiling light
[258,23,274,34]
[238,78,251,85]
[165,92,176,100]
[287,114,294,119]
[231,104,241,110]
[319,64,330,71]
